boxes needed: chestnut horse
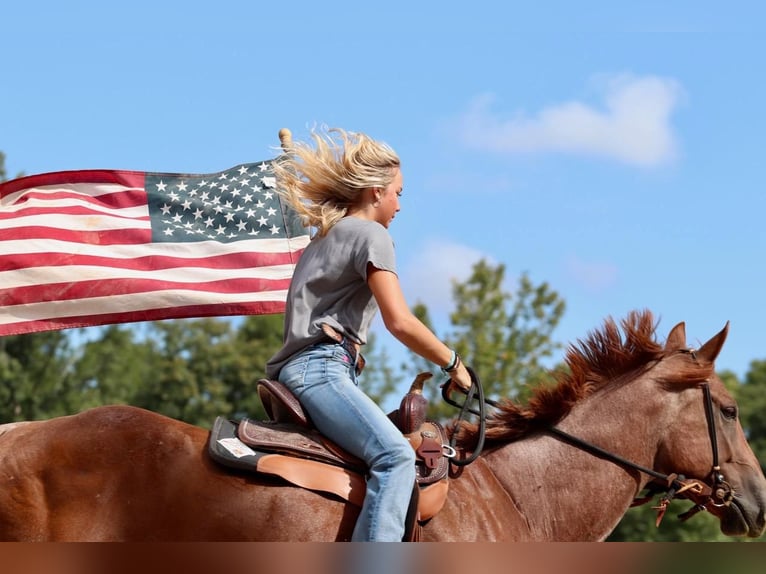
[1,310,764,541]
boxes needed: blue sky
[2,1,764,380]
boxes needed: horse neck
[478,375,669,541]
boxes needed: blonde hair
[273,127,400,236]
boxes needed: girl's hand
[448,361,472,392]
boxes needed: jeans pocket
[329,345,358,384]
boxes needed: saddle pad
[237,418,366,473]
[208,416,267,472]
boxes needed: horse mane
[455,309,712,448]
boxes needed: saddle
[208,372,453,532]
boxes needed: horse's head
[454,310,766,540]
[653,321,766,538]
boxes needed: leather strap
[320,323,366,374]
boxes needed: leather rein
[442,374,734,525]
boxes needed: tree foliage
[401,260,566,420]
[736,360,766,474]
[0,151,23,182]
[0,331,76,420]
[0,317,284,426]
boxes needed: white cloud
[565,255,619,293]
[456,74,683,167]
[399,239,491,312]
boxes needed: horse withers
[0,310,764,540]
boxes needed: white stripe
[0,289,288,325]
[0,234,310,257]
[0,212,151,231]
[1,262,299,289]
[1,183,141,206]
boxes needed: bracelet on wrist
[441,351,460,374]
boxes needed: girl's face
[375,168,402,228]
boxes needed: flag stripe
[0,161,310,335]
[0,188,148,215]
[0,226,153,244]
[1,289,289,325]
[0,236,304,257]
[0,169,146,196]
[3,276,293,308]
[2,287,290,323]
[1,247,303,274]
[2,299,289,335]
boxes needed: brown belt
[320,324,366,375]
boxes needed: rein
[441,366,486,467]
[442,378,733,525]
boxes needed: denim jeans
[278,343,416,542]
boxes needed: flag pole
[278,128,292,152]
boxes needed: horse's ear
[695,321,730,365]
[665,321,687,352]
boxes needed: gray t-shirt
[265,216,397,379]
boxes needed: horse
[0,309,764,541]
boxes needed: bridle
[549,381,734,524]
[443,370,734,525]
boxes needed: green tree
[357,332,401,408]
[0,330,76,421]
[128,318,238,425]
[735,360,766,474]
[0,151,23,182]
[403,260,566,420]
[69,325,158,410]
[608,498,730,541]
[450,263,566,400]
[226,314,286,420]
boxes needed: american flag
[0,160,310,336]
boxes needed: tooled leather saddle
[208,372,453,532]
[211,372,451,482]
[248,372,451,483]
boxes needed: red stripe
[0,205,149,220]
[0,248,303,272]
[0,170,146,196]
[0,300,287,337]
[1,276,293,306]
[0,189,149,214]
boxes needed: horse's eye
[721,406,738,420]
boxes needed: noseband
[444,376,734,525]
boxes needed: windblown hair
[456,309,715,448]
[272,127,400,236]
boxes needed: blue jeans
[278,343,416,542]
